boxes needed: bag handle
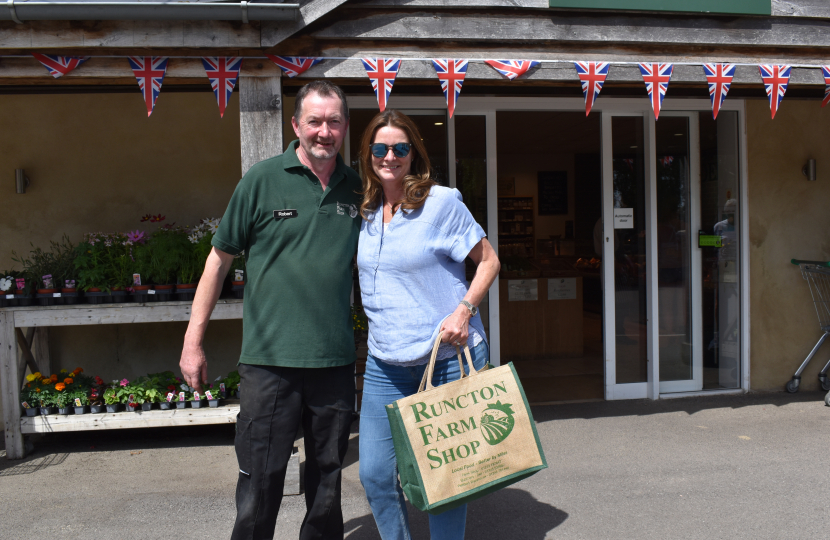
[417,331,479,393]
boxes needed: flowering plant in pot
[143,215,188,300]
[116,378,146,412]
[53,377,75,414]
[103,385,121,413]
[106,233,135,302]
[189,389,207,409]
[12,243,59,306]
[21,372,47,416]
[89,376,106,413]
[75,233,113,299]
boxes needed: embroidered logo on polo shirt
[337,203,359,218]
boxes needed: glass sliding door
[657,113,702,393]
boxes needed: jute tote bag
[385,333,548,514]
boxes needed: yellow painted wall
[0,91,248,421]
[747,98,830,391]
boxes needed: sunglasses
[369,142,412,159]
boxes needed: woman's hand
[440,305,471,346]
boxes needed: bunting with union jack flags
[202,57,243,118]
[31,53,88,78]
[639,63,673,120]
[703,63,736,120]
[432,59,468,118]
[362,58,401,112]
[484,60,539,81]
[759,64,791,119]
[128,56,169,117]
[821,66,830,107]
[265,55,321,78]
[574,61,610,116]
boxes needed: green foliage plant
[12,242,57,290]
[148,228,190,285]
[103,387,119,406]
[50,235,77,288]
[74,235,111,292]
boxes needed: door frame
[344,95,750,399]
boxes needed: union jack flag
[638,63,673,120]
[31,53,88,78]
[703,63,736,120]
[821,66,830,107]
[432,59,468,118]
[361,58,401,112]
[622,158,635,170]
[574,61,610,116]
[202,57,243,118]
[128,56,169,117]
[265,55,321,78]
[484,60,539,81]
[660,156,674,166]
[759,64,791,119]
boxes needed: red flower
[150,214,166,223]
[140,214,152,222]
[167,385,176,391]
[129,403,139,409]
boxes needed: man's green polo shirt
[212,140,362,368]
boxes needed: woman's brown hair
[358,109,436,220]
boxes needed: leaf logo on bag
[480,401,515,445]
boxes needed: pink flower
[126,230,147,245]
[120,378,129,387]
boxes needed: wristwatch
[460,300,478,317]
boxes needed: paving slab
[1,391,828,539]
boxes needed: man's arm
[180,247,235,391]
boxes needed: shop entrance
[494,111,603,402]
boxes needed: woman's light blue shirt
[357,186,487,364]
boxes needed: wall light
[15,168,29,194]
[802,159,817,181]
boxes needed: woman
[356,109,500,540]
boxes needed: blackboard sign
[538,171,568,215]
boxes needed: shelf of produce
[21,402,240,434]
[1,299,244,459]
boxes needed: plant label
[133,274,141,286]
[166,392,174,402]
[128,394,135,404]
[205,390,214,400]
[74,398,82,406]
[148,290,156,295]
[65,279,75,288]
[234,269,244,282]
[21,401,30,409]
[5,294,13,299]
[42,274,53,288]
[53,292,61,298]
[179,392,186,402]
[193,391,201,401]
[220,383,226,393]
[15,278,25,290]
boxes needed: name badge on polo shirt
[274,209,298,220]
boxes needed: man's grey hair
[294,80,349,122]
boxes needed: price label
[205,390,214,400]
[193,391,200,401]
[5,294,13,299]
[74,398,82,406]
[21,401,30,409]
[179,392,185,402]
[53,292,62,298]
[166,392,174,402]
[148,290,156,295]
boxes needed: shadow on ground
[343,488,567,539]
[531,390,829,424]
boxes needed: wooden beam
[33,327,50,378]
[1,311,24,459]
[14,327,40,376]
[347,0,548,8]
[772,0,830,18]
[262,0,350,49]
[0,20,261,49]
[309,11,830,49]
[239,67,283,176]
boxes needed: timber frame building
[3,0,830,458]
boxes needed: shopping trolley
[786,259,830,393]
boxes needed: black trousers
[231,362,355,540]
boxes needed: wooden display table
[1,299,243,459]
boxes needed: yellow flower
[26,374,36,382]
[33,372,41,378]
[60,369,68,374]
[41,378,50,384]
[35,388,41,393]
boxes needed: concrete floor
[2,391,829,539]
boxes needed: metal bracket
[7,0,23,24]
[241,0,249,24]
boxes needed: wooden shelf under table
[21,402,240,434]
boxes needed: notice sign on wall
[508,279,538,301]
[548,278,577,300]
[614,208,634,229]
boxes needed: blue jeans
[359,341,489,540]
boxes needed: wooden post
[239,67,283,177]
[1,311,24,459]
[33,327,51,377]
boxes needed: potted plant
[50,235,79,305]
[115,378,145,412]
[21,372,45,417]
[174,390,189,409]
[89,376,106,413]
[12,244,57,306]
[103,385,121,413]
[204,386,222,408]
[144,216,188,302]
[0,272,19,308]
[189,389,206,409]
[220,370,241,398]
[129,229,154,303]
[64,367,92,414]
[75,234,113,304]
[230,257,246,299]
[53,374,74,414]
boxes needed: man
[180,80,362,540]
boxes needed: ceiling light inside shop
[630,145,638,149]
[675,133,683,136]
[435,122,444,125]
